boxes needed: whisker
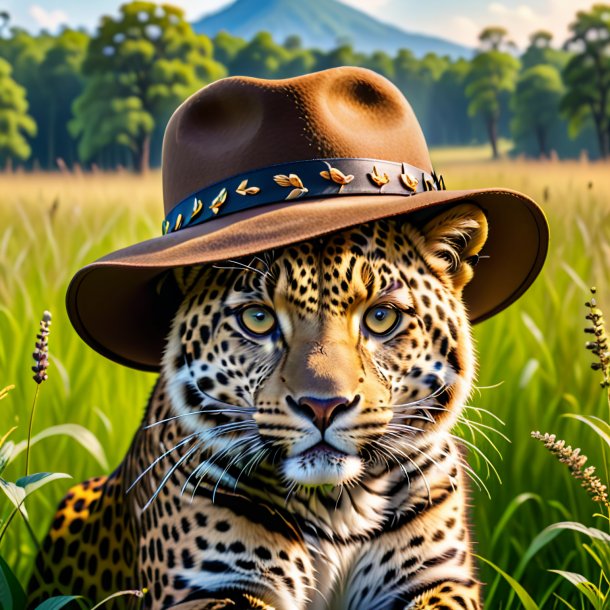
[134,421,254,495]
[453,455,491,497]
[455,415,510,446]
[450,433,501,484]
[472,380,505,392]
[144,407,256,429]
[213,441,263,502]
[370,438,426,499]
[462,404,506,425]
[251,255,270,272]
[382,384,450,410]
[284,481,298,507]
[127,431,200,493]
[143,440,203,510]
[385,421,422,433]
[190,434,261,498]
[221,259,267,278]
[234,441,274,489]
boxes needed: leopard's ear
[420,203,488,294]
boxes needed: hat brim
[67,188,548,372]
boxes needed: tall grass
[0,157,609,604]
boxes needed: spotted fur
[29,204,488,609]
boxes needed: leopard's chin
[282,443,363,487]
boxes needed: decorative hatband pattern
[162,158,445,235]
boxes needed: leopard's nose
[287,395,360,433]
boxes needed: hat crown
[162,66,432,213]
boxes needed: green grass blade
[0,555,26,610]
[562,414,610,452]
[476,555,540,610]
[11,424,109,471]
[0,479,27,519]
[515,521,610,580]
[553,593,579,610]
[549,570,604,609]
[15,472,72,497]
[490,492,542,550]
[35,595,88,610]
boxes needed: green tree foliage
[466,50,520,158]
[0,29,51,168]
[71,2,226,172]
[511,65,564,157]
[278,49,316,78]
[478,26,516,52]
[0,58,36,167]
[521,31,569,70]
[229,31,291,78]
[392,50,451,139]
[314,43,365,71]
[38,30,88,168]
[215,30,314,78]
[213,31,247,66]
[561,4,610,159]
[0,3,605,169]
[433,59,474,145]
[363,51,395,80]
[283,34,302,51]
[0,29,87,169]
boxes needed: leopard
[28,202,488,610]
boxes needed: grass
[430,138,514,165]
[1,155,610,605]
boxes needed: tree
[392,50,449,137]
[0,29,51,167]
[432,59,473,145]
[230,32,291,78]
[0,58,36,167]
[213,31,246,69]
[511,64,564,157]
[363,51,395,80]
[283,35,302,51]
[38,29,88,168]
[276,49,316,78]
[465,50,519,158]
[561,4,610,159]
[314,44,365,72]
[521,30,569,70]
[71,2,226,172]
[478,26,516,52]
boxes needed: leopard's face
[163,204,488,489]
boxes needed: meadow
[1,153,610,607]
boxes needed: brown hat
[66,66,548,372]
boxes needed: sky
[0,0,599,49]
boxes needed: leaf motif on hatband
[236,179,261,196]
[368,164,390,189]
[209,187,228,214]
[274,173,308,200]
[320,163,354,193]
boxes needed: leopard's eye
[363,305,400,336]
[239,305,277,336]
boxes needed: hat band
[162,158,445,235]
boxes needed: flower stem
[0,502,40,551]
[24,384,40,477]
[0,505,20,545]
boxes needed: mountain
[192,0,472,59]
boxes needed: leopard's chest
[131,476,393,609]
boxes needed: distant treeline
[0,2,608,172]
